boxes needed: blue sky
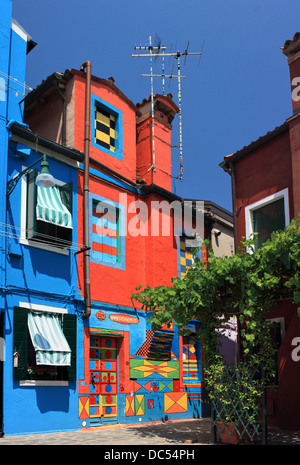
[12,0,300,212]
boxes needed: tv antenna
[132,37,203,181]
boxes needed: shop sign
[95,310,106,321]
[109,314,139,325]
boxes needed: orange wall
[74,75,137,183]
[77,172,178,309]
[136,115,172,191]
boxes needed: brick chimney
[136,94,178,191]
[282,32,300,115]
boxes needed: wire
[0,221,86,252]
[0,70,33,93]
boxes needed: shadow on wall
[36,384,74,413]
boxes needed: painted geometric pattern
[159,380,174,392]
[125,395,145,416]
[135,329,175,360]
[147,330,174,361]
[133,380,152,393]
[164,392,188,414]
[179,236,193,278]
[135,330,154,356]
[92,199,120,264]
[182,336,201,385]
[185,386,202,401]
[130,359,179,379]
[95,105,116,152]
[79,396,89,419]
[89,336,118,418]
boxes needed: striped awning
[36,185,73,229]
[27,312,71,366]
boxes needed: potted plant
[205,357,263,444]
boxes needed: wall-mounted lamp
[7,154,55,196]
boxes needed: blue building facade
[0,0,85,435]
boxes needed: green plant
[132,218,300,431]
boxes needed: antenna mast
[133,38,203,181]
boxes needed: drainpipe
[228,161,238,254]
[227,161,241,363]
[52,77,67,146]
[81,61,92,319]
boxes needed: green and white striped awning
[36,185,73,229]
[27,312,71,366]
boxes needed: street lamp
[7,154,55,196]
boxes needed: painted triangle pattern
[159,380,173,392]
[125,394,145,416]
[133,380,152,393]
[164,392,188,414]
[79,396,89,419]
[130,359,179,379]
[134,394,145,415]
[125,395,135,417]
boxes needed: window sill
[20,239,69,256]
[19,380,69,387]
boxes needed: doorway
[89,335,118,425]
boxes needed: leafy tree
[132,218,300,430]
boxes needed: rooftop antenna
[133,38,203,181]
[133,35,162,173]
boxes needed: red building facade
[24,66,212,427]
[220,33,300,430]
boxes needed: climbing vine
[132,218,300,427]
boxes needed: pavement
[0,418,300,447]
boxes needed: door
[89,336,118,424]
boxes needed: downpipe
[81,61,92,319]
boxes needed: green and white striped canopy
[27,312,71,366]
[36,185,73,229]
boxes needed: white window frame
[20,168,69,255]
[245,188,290,244]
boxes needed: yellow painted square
[96,111,110,127]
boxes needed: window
[13,306,76,384]
[91,95,123,160]
[95,107,116,152]
[26,169,73,248]
[245,189,289,251]
[90,195,125,270]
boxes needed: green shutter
[26,169,38,240]
[60,182,73,216]
[13,307,29,380]
[62,313,77,381]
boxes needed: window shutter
[60,182,73,215]
[13,307,29,380]
[62,313,76,381]
[26,169,38,240]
